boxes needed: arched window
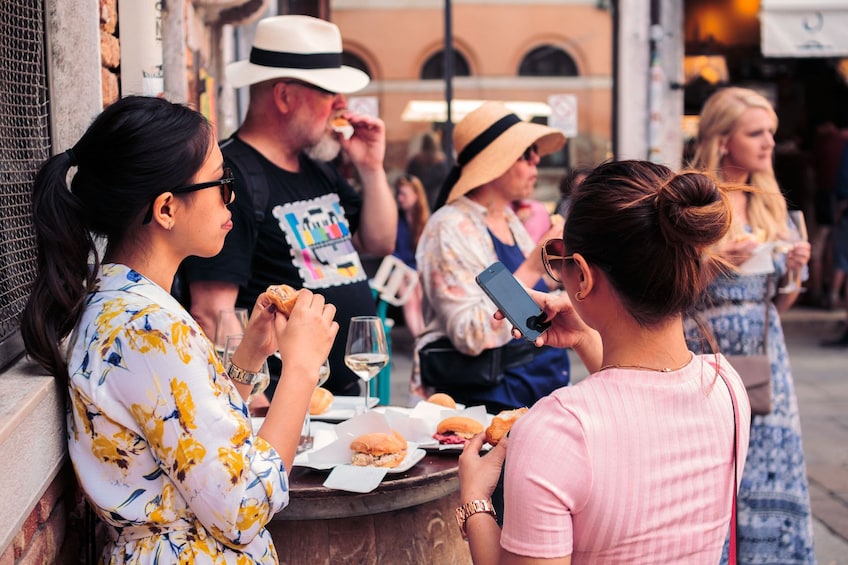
[342,52,372,78]
[420,50,471,80]
[519,45,578,77]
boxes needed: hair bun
[656,171,730,248]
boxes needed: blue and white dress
[684,250,815,564]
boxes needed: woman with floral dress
[686,86,815,563]
[21,96,338,564]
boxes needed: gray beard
[305,134,341,162]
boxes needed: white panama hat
[226,15,370,93]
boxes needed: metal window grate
[0,1,49,370]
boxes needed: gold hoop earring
[575,291,584,301]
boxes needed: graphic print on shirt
[272,193,366,289]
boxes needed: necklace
[599,364,673,372]
[598,354,693,373]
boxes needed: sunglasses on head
[519,144,539,162]
[541,238,574,283]
[142,167,235,225]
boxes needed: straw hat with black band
[226,15,369,93]
[435,102,567,209]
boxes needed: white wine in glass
[298,360,331,454]
[778,210,808,294]
[344,316,389,413]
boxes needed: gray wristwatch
[226,361,264,385]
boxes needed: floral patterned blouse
[65,264,288,564]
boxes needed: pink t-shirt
[501,354,750,564]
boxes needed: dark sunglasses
[142,168,235,224]
[519,144,539,162]
[280,79,337,96]
[541,238,574,283]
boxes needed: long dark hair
[564,160,731,326]
[21,96,212,383]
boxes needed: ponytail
[21,150,98,384]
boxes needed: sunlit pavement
[387,306,848,564]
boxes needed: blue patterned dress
[684,252,815,564]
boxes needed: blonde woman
[686,87,815,564]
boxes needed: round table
[266,452,472,564]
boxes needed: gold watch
[226,361,263,386]
[455,499,497,540]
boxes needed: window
[519,45,578,77]
[0,0,49,370]
[421,50,471,80]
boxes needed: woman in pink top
[458,160,751,564]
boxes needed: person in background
[412,101,569,410]
[510,197,552,243]
[823,139,848,346]
[808,121,845,309]
[687,86,815,564]
[555,165,591,218]
[393,174,429,337]
[407,131,450,210]
[181,16,396,399]
[20,95,338,563]
[458,160,750,563]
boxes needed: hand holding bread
[266,284,299,316]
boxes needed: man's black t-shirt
[182,137,376,395]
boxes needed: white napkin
[323,464,388,493]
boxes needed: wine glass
[215,308,249,359]
[223,334,271,406]
[778,210,808,294]
[344,316,389,413]
[298,359,331,454]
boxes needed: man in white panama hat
[183,15,397,400]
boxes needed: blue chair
[368,256,420,405]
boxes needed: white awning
[761,0,848,57]
[401,100,551,122]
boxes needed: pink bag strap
[716,359,739,565]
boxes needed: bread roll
[309,387,334,415]
[435,416,483,439]
[350,430,408,468]
[485,407,528,446]
[427,392,457,409]
[266,284,298,315]
[331,117,354,140]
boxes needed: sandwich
[427,392,457,409]
[350,430,408,468]
[309,387,334,415]
[266,284,298,316]
[485,407,528,446]
[433,416,483,445]
[331,117,354,140]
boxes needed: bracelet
[455,499,497,540]
[225,361,264,386]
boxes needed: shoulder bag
[418,336,536,389]
[723,284,773,416]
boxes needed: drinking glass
[215,308,249,359]
[778,210,808,294]
[223,334,271,406]
[344,316,389,413]
[298,359,331,454]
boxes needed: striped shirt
[501,354,750,563]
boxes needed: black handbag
[418,336,537,389]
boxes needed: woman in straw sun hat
[412,101,571,410]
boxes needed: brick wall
[0,467,72,565]
[100,0,119,105]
